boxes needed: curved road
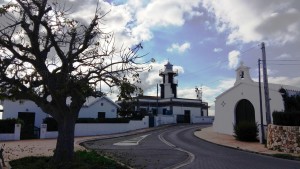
[83,125,300,169]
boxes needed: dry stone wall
[267,124,300,154]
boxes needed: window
[100,103,104,106]
[98,112,105,119]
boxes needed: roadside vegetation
[272,154,300,161]
[233,121,258,142]
[9,150,129,169]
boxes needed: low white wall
[0,124,21,141]
[155,115,176,126]
[40,116,149,139]
[192,116,214,124]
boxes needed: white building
[213,62,300,136]
[118,62,209,123]
[0,96,120,138]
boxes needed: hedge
[43,118,58,131]
[43,117,131,131]
[273,111,300,126]
[76,118,130,123]
[233,121,258,142]
[0,118,22,133]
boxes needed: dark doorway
[18,112,35,139]
[235,99,255,125]
[177,110,191,123]
[184,110,191,123]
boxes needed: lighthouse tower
[159,62,178,98]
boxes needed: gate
[18,112,36,139]
[149,116,155,127]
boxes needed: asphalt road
[83,125,300,169]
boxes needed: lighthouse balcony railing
[159,69,178,75]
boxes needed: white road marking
[113,134,150,146]
[158,126,197,169]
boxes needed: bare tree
[0,0,151,166]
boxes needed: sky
[2,0,300,115]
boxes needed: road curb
[193,130,300,162]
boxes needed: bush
[0,118,23,133]
[273,111,300,126]
[233,121,258,142]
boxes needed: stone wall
[267,124,300,154]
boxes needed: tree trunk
[52,114,76,167]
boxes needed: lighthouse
[159,61,178,98]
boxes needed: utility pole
[258,59,265,144]
[261,42,271,124]
[156,83,159,116]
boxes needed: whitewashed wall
[213,83,285,135]
[155,115,176,126]
[79,98,118,119]
[192,116,214,124]
[0,124,21,141]
[40,116,149,139]
[2,97,119,128]
[2,100,47,127]
[202,109,208,116]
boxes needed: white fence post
[14,124,21,140]
[40,124,47,139]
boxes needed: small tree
[117,78,142,117]
[0,0,152,167]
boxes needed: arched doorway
[235,99,255,125]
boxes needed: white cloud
[167,42,191,53]
[67,0,202,49]
[136,0,201,27]
[228,50,240,69]
[268,76,300,87]
[131,0,202,43]
[275,53,292,59]
[201,0,300,45]
[213,48,223,53]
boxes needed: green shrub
[273,111,300,126]
[0,118,23,133]
[43,117,58,131]
[233,121,258,142]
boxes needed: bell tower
[159,62,178,98]
[234,62,254,85]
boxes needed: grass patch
[9,150,129,169]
